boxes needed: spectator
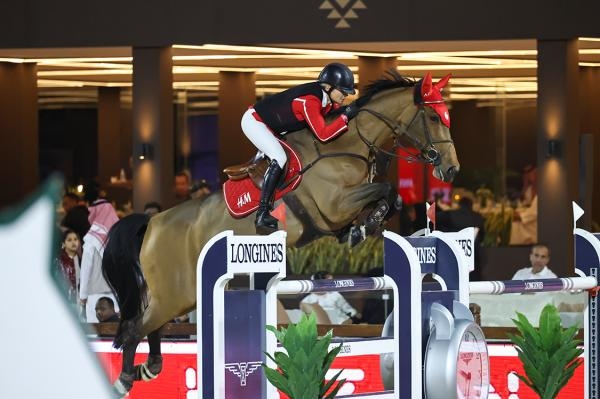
[95,296,120,323]
[356,267,393,324]
[54,229,81,305]
[61,192,79,214]
[79,187,120,322]
[174,171,191,204]
[144,201,162,217]
[399,204,417,236]
[60,192,90,244]
[511,243,557,280]
[509,194,538,245]
[300,270,361,324]
[520,164,537,207]
[510,165,538,245]
[190,179,211,201]
[437,196,486,280]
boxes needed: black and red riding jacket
[252,82,348,142]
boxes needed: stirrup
[255,209,279,234]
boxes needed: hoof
[114,373,134,397]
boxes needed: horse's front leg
[338,182,401,245]
[337,182,397,218]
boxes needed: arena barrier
[196,227,599,399]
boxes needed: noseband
[355,103,453,167]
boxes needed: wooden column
[536,39,579,277]
[98,87,122,187]
[579,67,600,228]
[0,62,38,207]
[132,47,174,211]
[218,71,256,181]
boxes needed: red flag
[426,202,436,230]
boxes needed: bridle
[355,100,454,167]
[284,88,454,188]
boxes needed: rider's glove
[342,103,360,121]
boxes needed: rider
[241,62,360,234]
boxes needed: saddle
[223,153,269,189]
[222,140,303,218]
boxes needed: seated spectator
[509,194,538,245]
[144,201,162,217]
[190,179,212,201]
[300,270,361,324]
[95,296,120,323]
[511,243,557,280]
[357,267,393,324]
[510,165,538,245]
[54,229,81,304]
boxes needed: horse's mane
[355,69,416,108]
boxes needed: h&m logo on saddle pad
[318,0,367,29]
[237,192,251,208]
[224,361,263,386]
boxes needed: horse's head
[410,72,459,182]
[355,71,460,183]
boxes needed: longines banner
[227,233,286,271]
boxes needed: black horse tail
[102,213,150,349]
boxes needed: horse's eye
[429,115,440,123]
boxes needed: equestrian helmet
[318,63,356,95]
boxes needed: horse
[101,70,460,395]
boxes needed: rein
[355,105,453,167]
[279,90,453,189]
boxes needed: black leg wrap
[351,192,402,243]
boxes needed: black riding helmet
[317,63,356,95]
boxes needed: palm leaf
[508,304,584,399]
[264,312,344,399]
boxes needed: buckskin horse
[102,70,460,395]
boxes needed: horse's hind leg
[113,319,142,396]
[133,328,163,382]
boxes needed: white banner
[437,227,476,272]
[226,231,286,273]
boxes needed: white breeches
[241,108,288,166]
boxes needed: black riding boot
[255,160,283,235]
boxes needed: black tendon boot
[255,160,283,235]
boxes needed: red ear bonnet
[421,72,433,99]
[415,72,451,128]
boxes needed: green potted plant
[507,303,583,399]
[263,313,346,399]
